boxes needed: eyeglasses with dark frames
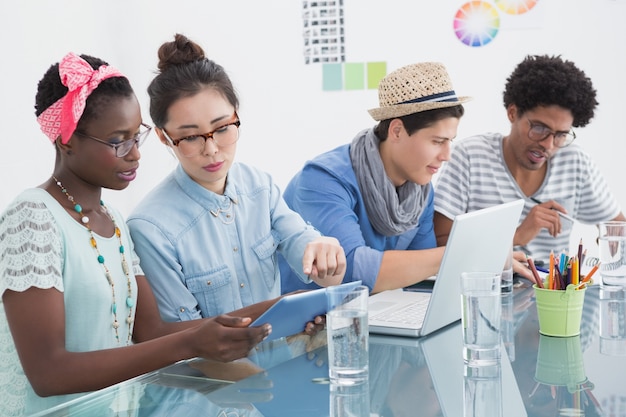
[161,113,241,157]
[527,118,576,148]
[74,123,152,157]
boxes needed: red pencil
[554,265,565,290]
[527,257,544,288]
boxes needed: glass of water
[326,285,369,385]
[460,272,502,366]
[599,221,626,286]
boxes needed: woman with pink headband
[0,52,273,415]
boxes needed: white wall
[1,0,625,255]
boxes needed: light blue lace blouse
[0,188,142,415]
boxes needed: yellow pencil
[572,257,579,286]
[549,251,555,290]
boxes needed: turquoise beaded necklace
[53,177,134,345]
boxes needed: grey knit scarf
[350,128,430,236]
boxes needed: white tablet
[251,281,362,342]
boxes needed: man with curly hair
[433,55,624,266]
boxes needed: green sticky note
[322,63,342,91]
[367,62,387,89]
[344,63,365,90]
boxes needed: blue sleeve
[284,164,380,290]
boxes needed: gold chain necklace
[53,177,134,345]
[210,197,237,225]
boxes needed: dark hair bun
[157,33,206,72]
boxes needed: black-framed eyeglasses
[161,113,241,158]
[74,123,152,157]
[527,118,576,148]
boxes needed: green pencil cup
[533,284,586,337]
[535,334,587,392]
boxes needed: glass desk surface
[31,281,626,417]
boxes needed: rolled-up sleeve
[127,217,202,322]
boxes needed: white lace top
[0,188,143,416]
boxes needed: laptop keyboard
[371,297,429,324]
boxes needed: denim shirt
[128,163,319,321]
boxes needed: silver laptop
[368,199,525,337]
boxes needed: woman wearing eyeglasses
[127,34,346,328]
[0,52,274,416]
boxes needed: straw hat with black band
[368,62,472,121]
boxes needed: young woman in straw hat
[280,62,471,294]
[127,34,345,327]
[0,52,273,416]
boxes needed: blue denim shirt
[128,163,319,321]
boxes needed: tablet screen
[251,281,362,342]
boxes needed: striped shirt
[434,132,621,261]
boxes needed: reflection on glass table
[28,280,626,417]
[28,332,324,417]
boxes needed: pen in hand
[530,197,575,223]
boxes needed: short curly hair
[503,55,597,128]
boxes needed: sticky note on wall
[322,62,387,91]
[367,62,386,89]
[322,63,343,91]
[344,63,365,90]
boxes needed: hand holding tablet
[251,281,363,342]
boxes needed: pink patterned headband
[37,52,126,144]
